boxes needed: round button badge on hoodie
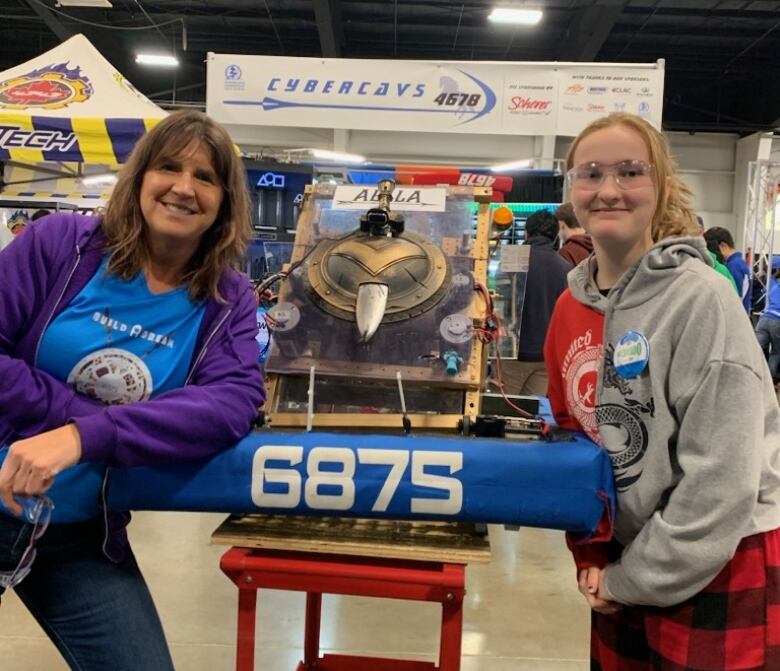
[613,331,650,379]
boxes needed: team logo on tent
[0,63,93,110]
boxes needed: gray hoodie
[569,236,780,607]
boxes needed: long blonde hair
[103,110,251,301]
[566,113,698,241]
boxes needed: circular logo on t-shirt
[67,348,152,405]
[565,345,601,442]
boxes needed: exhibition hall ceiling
[1,0,779,134]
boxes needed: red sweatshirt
[544,288,614,569]
[544,289,604,443]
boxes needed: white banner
[207,55,663,137]
[332,185,447,212]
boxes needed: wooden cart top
[211,514,491,564]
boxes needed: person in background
[0,110,265,670]
[704,226,752,313]
[696,215,738,293]
[544,112,780,670]
[499,209,571,396]
[705,233,727,264]
[30,209,51,222]
[756,260,780,383]
[6,210,29,237]
[3,210,52,247]
[555,201,593,265]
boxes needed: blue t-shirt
[1,257,206,522]
[761,277,780,322]
[726,252,752,313]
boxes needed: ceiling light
[488,8,543,25]
[81,174,118,186]
[489,159,534,172]
[135,54,179,67]
[311,149,365,164]
[57,0,112,6]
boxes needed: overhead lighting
[311,149,366,164]
[81,173,118,186]
[489,159,534,172]
[135,54,179,67]
[488,8,543,25]
[57,0,113,6]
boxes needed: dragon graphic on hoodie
[597,343,654,491]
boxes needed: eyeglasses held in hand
[567,160,654,191]
[0,495,53,590]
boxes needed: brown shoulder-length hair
[565,112,699,242]
[103,109,251,301]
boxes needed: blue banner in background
[107,431,614,535]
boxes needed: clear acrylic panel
[265,185,481,387]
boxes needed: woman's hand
[578,566,623,615]
[0,424,82,515]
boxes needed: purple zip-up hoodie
[0,213,265,560]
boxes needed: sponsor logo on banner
[333,185,447,212]
[565,84,585,94]
[638,101,651,117]
[638,87,653,97]
[0,63,93,109]
[588,103,606,113]
[224,64,245,91]
[0,125,78,152]
[613,101,626,112]
[563,104,584,112]
[507,96,553,115]
[611,87,631,94]
[588,86,608,95]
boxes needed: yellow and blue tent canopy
[0,34,165,166]
[0,112,160,165]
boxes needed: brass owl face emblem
[305,229,450,340]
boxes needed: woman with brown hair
[544,113,780,669]
[0,110,265,669]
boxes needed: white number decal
[251,446,463,516]
[410,451,463,515]
[356,448,410,512]
[304,447,356,511]
[251,445,303,508]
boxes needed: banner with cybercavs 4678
[206,54,663,136]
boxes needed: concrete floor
[0,512,591,670]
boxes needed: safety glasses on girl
[567,160,654,191]
[0,495,53,589]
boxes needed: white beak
[355,282,389,343]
